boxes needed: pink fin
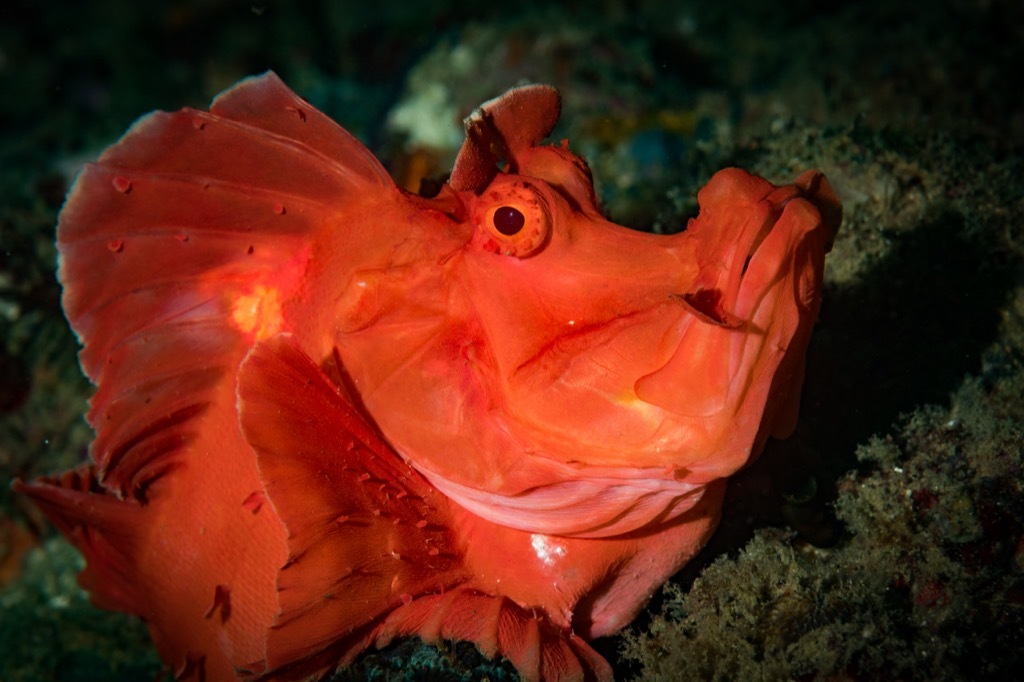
[236,334,467,679]
[57,71,393,497]
[375,587,613,682]
[207,71,394,187]
[12,466,147,615]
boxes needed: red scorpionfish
[16,73,841,681]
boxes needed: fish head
[331,86,840,537]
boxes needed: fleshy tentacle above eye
[450,84,561,193]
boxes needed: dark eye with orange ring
[473,179,552,258]
[493,206,525,235]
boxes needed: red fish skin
[233,333,722,681]
[13,71,840,681]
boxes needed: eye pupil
[493,206,525,235]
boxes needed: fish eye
[474,179,551,258]
[493,206,525,235]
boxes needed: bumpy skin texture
[15,72,840,681]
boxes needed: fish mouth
[667,177,814,331]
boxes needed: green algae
[622,374,1024,680]
[0,538,160,681]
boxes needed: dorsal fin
[57,71,393,496]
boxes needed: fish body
[16,73,840,680]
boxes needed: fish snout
[632,170,839,475]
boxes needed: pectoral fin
[236,333,467,678]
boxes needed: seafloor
[1,1,1021,680]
